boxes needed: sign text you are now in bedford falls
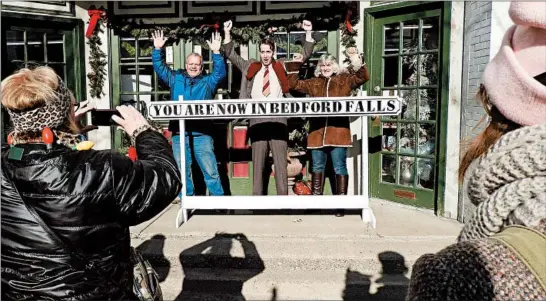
[146,96,402,120]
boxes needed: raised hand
[111,105,150,137]
[206,32,222,54]
[302,20,312,32]
[75,100,95,120]
[346,47,358,57]
[223,20,233,32]
[292,53,304,62]
[151,30,167,49]
[74,100,98,134]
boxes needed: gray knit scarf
[458,124,546,241]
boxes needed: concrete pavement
[130,199,462,300]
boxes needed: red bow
[345,8,353,33]
[86,7,106,38]
[200,23,220,32]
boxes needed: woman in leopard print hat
[1,66,181,300]
[406,1,546,300]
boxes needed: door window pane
[27,32,44,62]
[422,17,439,51]
[381,122,397,152]
[383,56,398,87]
[384,23,399,55]
[401,55,418,86]
[47,33,64,63]
[377,14,440,193]
[402,20,419,53]
[49,63,65,81]
[417,158,435,189]
[419,89,437,120]
[399,123,416,154]
[418,123,436,155]
[3,23,74,144]
[6,30,24,61]
[398,156,415,186]
[382,154,396,184]
[419,53,438,86]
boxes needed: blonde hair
[1,66,79,133]
[314,54,340,77]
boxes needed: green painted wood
[327,30,338,57]
[365,2,449,210]
[0,15,83,142]
[109,33,123,150]
[248,41,258,60]
[435,1,452,215]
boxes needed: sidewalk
[130,199,462,300]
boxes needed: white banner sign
[146,96,402,120]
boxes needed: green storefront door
[366,2,450,209]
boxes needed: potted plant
[287,118,309,156]
[285,118,309,194]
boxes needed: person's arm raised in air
[285,60,315,96]
[205,32,227,89]
[300,20,316,62]
[222,20,251,72]
[151,30,177,87]
[344,47,370,89]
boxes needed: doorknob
[374,86,381,93]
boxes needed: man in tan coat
[222,20,315,195]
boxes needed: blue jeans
[172,134,224,197]
[311,147,348,175]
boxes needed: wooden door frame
[364,1,452,214]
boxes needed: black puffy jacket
[1,130,182,300]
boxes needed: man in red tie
[223,20,314,195]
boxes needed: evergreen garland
[87,17,107,99]
[275,37,329,56]
[106,1,358,46]
[90,1,359,99]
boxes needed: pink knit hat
[482,1,546,126]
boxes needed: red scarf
[246,60,289,93]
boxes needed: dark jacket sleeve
[285,61,315,95]
[110,130,182,226]
[223,41,251,72]
[301,40,315,62]
[342,64,370,90]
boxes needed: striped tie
[262,67,270,97]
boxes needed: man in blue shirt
[152,31,226,197]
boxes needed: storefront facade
[1,1,513,221]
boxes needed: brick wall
[458,1,492,221]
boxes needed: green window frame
[110,32,183,151]
[365,1,451,211]
[1,13,85,143]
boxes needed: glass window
[274,30,328,80]
[2,21,77,143]
[379,17,440,191]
